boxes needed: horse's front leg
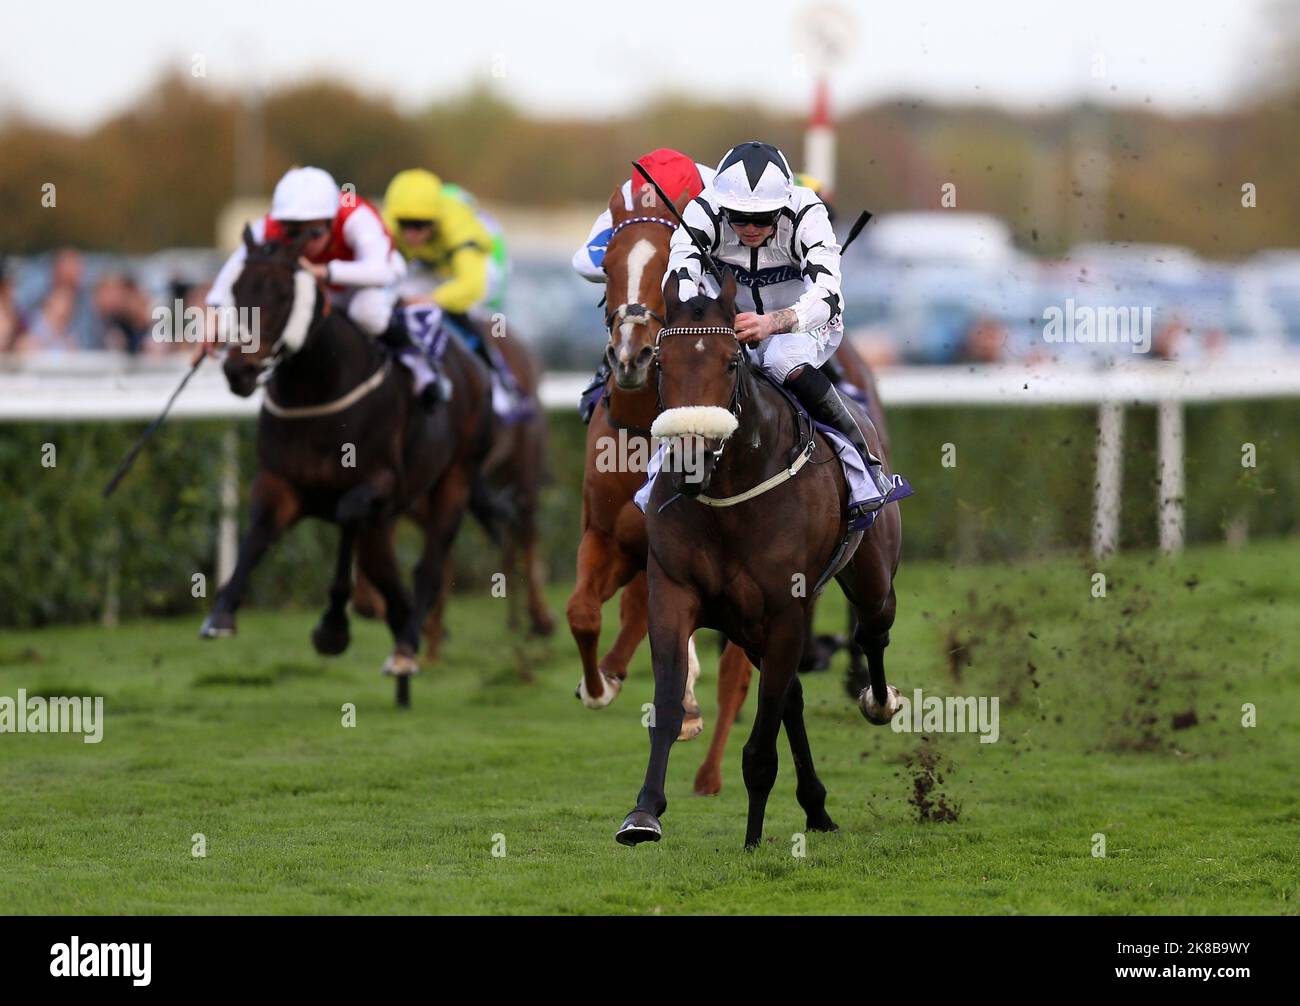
[616,570,698,846]
[201,471,300,638]
[311,524,356,656]
[355,523,416,706]
[567,529,639,709]
[408,464,473,661]
[601,570,649,684]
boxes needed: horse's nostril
[635,347,653,365]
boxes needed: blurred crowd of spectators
[0,250,210,359]
[3,236,1292,370]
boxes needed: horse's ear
[662,268,681,319]
[242,224,257,254]
[608,187,628,220]
[718,266,737,311]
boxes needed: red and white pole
[804,75,836,198]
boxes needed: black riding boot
[377,315,410,353]
[784,364,895,514]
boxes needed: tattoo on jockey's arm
[767,308,799,335]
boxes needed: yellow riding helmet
[383,168,444,223]
[793,173,825,195]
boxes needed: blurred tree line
[2,70,1298,258]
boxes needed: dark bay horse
[692,338,891,795]
[199,228,496,707]
[351,317,555,659]
[616,271,906,848]
[567,184,888,748]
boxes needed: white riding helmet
[270,166,341,222]
[712,141,793,213]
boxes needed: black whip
[840,209,873,252]
[630,160,726,284]
[102,352,207,497]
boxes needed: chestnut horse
[200,229,496,707]
[616,272,906,848]
[352,320,554,658]
[566,184,709,738]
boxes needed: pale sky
[0,0,1279,129]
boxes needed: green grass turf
[0,539,1297,915]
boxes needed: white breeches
[753,324,843,383]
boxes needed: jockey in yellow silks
[381,169,501,347]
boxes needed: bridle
[232,248,389,419]
[652,323,748,436]
[602,216,676,334]
[651,320,821,513]
[235,247,329,380]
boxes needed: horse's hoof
[199,614,235,639]
[530,611,556,638]
[859,683,903,725]
[693,767,722,797]
[382,652,420,677]
[678,714,705,742]
[615,811,662,846]
[311,620,350,656]
[844,667,870,702]
[577,670,622,709]
[807,814,840,833]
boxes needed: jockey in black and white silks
[666,140,898,518]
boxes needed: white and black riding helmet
[712,141,793,220]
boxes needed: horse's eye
[727,357,739,371]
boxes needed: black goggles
[396,218,435,231]
[281,220,330,240]
[724,208,780,228]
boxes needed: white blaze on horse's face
[276,269,318,356]
[614,239,655,365]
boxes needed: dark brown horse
[199,228,496,707]
[566,184,885,746]
[351,318,555,658]
[616,271,906,848]
[692,338,891,795]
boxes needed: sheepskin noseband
[651,406,739,440]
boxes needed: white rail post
[1157,399,1185,555]
[101,526,121,628]
[217,426,239,586]
[1092,401,1124,561]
